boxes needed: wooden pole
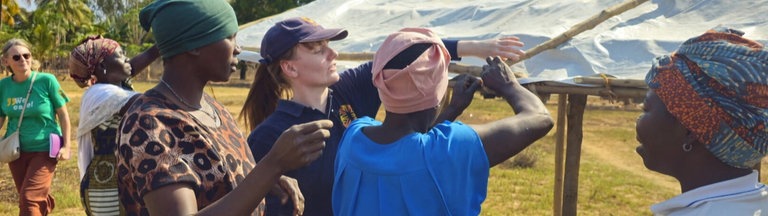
[508,0,650,66]
[553,94,568,216]
[573,77,647,88]
[563,94,587,216]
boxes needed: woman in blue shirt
[332,28,553,215]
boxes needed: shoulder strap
[16,72,37,128]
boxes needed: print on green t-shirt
[0,72,69,152]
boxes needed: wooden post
[553,94,568,216]
[507,0,650,66]
[563,94,587,216]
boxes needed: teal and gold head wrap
[646,27,768,169]
[140,0,238,59]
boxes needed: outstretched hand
[263,120,333,172]
[481,56,518,92]
[459,37,525,61]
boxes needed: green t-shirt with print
[0,72,69,152]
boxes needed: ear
[280,61,298,78]
[683,129,701,147]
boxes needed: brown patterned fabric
[116,89,263,215]
[69,35,120,88]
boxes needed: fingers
[452,74,470,90]
[291,120,333,134]
[467,77,482,92]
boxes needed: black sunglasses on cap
[12,53,31,61]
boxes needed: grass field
[0,78,766,216]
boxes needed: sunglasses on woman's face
[12,53,31,62]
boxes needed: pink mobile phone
[49,133,61,158]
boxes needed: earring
[682,143,693,152]
[103,69,107,74]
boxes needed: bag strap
[16,72,37,128]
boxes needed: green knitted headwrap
[140,0,238,59]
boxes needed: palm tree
[29,0,93,70]
[1,0,24,28]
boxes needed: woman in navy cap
[116,1,331,215]
[241,16,529,216]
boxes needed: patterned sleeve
[117,108,202,198]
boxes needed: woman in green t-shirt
[0,38,71,216]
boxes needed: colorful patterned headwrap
[68,35,120,88]
[646,27,768,169]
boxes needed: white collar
[651,171,765,214]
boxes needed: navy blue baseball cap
[259,17,348,64]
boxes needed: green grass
[0,77,766,216]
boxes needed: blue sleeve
[427,122,489,215]
[331,62,381,117]
[442,39,462,61]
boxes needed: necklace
[160,79,220,125]
[160,79,201,109]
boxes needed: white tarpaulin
[237,0,768,81]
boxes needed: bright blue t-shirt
[333,117,489,216]
[248,40,462,216]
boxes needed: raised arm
[434,74,481,124]
[470,57,553,167]
[129,45,159,77]
[457,37,526,61]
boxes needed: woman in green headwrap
[115,0,331,215]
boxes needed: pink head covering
[372,28,450,114]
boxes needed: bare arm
[471,57,553,167]
[55,105,71,160]
[434,74,481,124]
[143,120,332,216]
[0,116,5,131]
[457,37,526,61]
[129,45,160,77]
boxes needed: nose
[234,44,242,56]
[329,47,338,60]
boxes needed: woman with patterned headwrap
[115,0,332,215]
[68,35,159,216]
[636,27,768,215]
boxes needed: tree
[28,0,93,70]
[1,0,24,27]
[230,0,314,25]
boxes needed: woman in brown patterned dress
[115,0,332,215]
